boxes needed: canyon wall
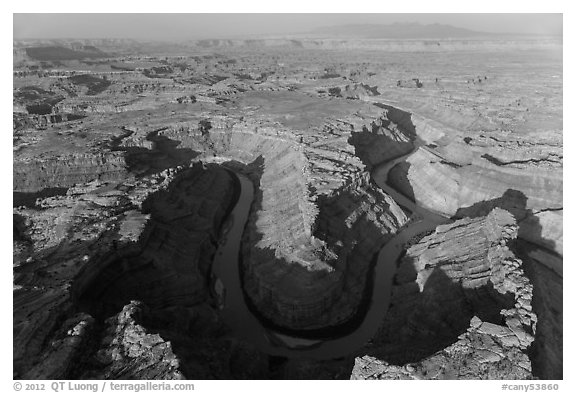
[14,164,240,379]
[13,40,562,380]
[338,106,561,379]
[156,107,411,330]
[14,152,127,192]
[353,208,541,379]
[387,120,562,256]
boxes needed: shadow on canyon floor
[12,143,218,377]
[13,213,32,249]
[372,102,417,139]
[14,158,559,379]
[230,155,373,378]
[347,119,413,170]
[112,128,201,178]
[366,261,516,366]
[454,188,558,256]
[70,157,292,379]
[13,191,132,377]
[13,187,69,208]
[66,164,247,377]
[453,188,562,379]
[239,155,400,340]
[75,163,234,316]
[520,249,563,380]
[386,161,416,202]
[12,129,200,210]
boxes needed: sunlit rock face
[384,114,563,368]
[13,165,239,379]
[241,171,407,329]
[13,36,562,380]
[352,209,539,380]
[157,100,411,330]
[14,152,128,192]
[387,120,562,256]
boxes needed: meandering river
[211,143,449,359]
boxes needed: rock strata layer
[153,102,411,329]
[13,41,562,379]
[351,208,539,379]
[13,165,239,379]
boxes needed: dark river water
[211,145,448,359]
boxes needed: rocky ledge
[13,164,244,379]
[351,208,552,379]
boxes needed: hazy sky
[13,13,562,40]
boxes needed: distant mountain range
[310,23,495,39]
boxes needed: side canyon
[13,37,562,380]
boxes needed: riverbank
[209,134,451,358]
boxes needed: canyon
[13,36,562,380]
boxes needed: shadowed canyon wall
[13,69,561,380]
[157,111,411,330]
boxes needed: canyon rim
[12,14,563,382]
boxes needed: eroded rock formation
[14,164,241,379]
[352,208,538,379]
[13,38,562,380]
[387,126,563,256]
[14,152,127,192]
[152,103,412,330]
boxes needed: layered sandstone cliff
[13,164,239,379]
[14,152,127,192]
[352,208,541,379]
[387,119,562,255]
[13,42,562,380]
[151,103,411,330]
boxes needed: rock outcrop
[518,247,563,379]
[13,40,562,380]
[14,152,127,192]
[82,302,184,379]
[352,208,539,379]
[14,179,137,377]
[74,164,237,313]
[13,164,239,379]
[387,126,562,255]
[153,99,410,330]
[321,83,381,100]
